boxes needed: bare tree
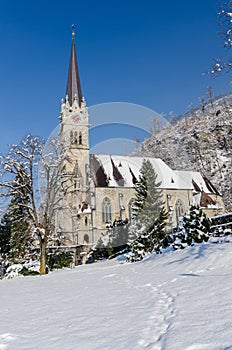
[0,134,70,274]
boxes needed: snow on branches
[0,134,67,275]
[0,135,44,224]
[210,1,232,74]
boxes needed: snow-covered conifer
[0,213,11,256]
[174,205,211,249]
[127,159,168,262]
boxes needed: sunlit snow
[1,243,232,349]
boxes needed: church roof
[66,26,83,107]
[90,155,188,189]
[89,155,220,194]
[175,170,220,195]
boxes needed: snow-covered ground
[1,243,232,350]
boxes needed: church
[53,28,225,260]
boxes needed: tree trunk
[40,239,47,275]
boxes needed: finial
[72,24,75,41]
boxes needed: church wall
[163,189,193,227]
[94,187,134,221]
[55,207,77,246]
[91,187,136,245]
[91,186,194,244]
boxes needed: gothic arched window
[175,199,184,224]
[74,131,78,144]
[70,131,73,144]
[102,197,112,223]
[79,132,82,145]
[128,198,135,220]
[84,234,89,244]
[85,216,88,226]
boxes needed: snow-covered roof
[175,170,220,195]
[89,155,220,194]
[90,155,191,190]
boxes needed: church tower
[60,25,89,157]
[58,26,92,250]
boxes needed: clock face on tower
[70,113,83,124]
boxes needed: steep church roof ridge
[65,25,83,107]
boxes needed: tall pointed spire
[66,25,83,107]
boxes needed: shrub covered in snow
[209,226,232,244]
[171,205,211,250]
[5,260,40,279]
[47,251,73,270]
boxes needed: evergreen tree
[173,205,211,249]
[131,160,164,230]
[0,213,12,255]
[8,203,32,263]
[128,208,168,262]
[152,207,169,252]
[3,168,32,263]
[127,159,168,262]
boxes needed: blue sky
[0,0,231,154]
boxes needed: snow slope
[1,243,232,350]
